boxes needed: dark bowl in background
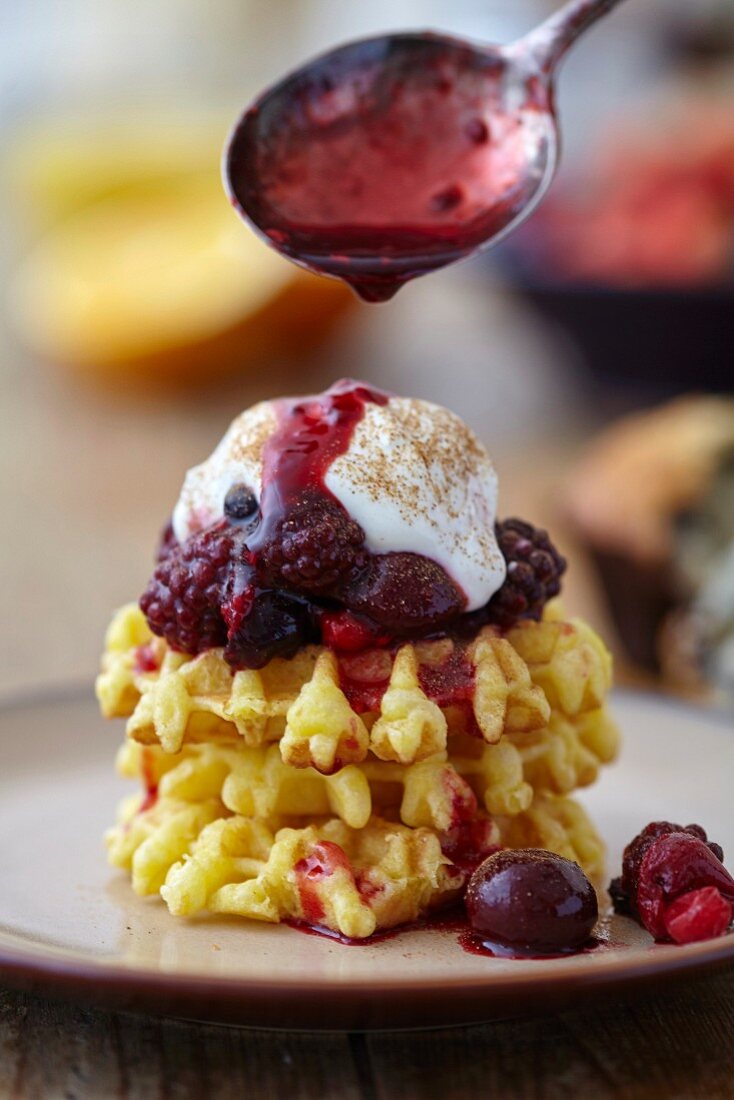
[497,256,734,399]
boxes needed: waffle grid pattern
[100,604,617,938]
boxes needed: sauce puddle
[285,906,623,958]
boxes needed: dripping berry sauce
[249,380,389,556]
[226,35,552,301]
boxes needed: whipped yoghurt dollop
[172,387,506,611]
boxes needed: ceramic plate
[0,687,732,1029]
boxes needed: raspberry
[320,610,391,652]
[636,832,734,940]
[663,887,733,945]
[487,518,566,628]
[294,841,352,926]
[140,522,235,653]
[608,875,631,915]
[611,821,726,918]
[259,496,368,595]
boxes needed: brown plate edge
[1,933,733,1029]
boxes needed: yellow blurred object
[8,124,352,388]
[8,115,224,226]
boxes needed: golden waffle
[101,603,617,937]
[116,738,528,834]
[97,604,613,769]
[108,802,465,939]
[107,790,604,937]
[494,793,606,886]
[116,686,618,838]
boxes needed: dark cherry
[466,849,598,956]
[344,551,465,633]
[224,483,260,522]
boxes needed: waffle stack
[98,602,619,939]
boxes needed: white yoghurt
[172,392,506,611]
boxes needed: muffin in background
[565,396,734,695]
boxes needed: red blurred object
[518,103,734,288]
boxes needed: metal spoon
[224,0,627,301]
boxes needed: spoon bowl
[224,1,625,301]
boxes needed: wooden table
[2,968,734,1099]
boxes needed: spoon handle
[519,0,628,72]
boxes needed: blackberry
[156,520,179,563]
[141,516,316,668]
[259,496,368,596]
[488,518,567,629]
[140,522,235,653]
[608,875,631,916]
[225,590,315,669]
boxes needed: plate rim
[1,683,733,1027]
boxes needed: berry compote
[610,821,734,945]
[140,381,567,670]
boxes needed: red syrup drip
[138,748,158,815]
[337,649,393,713]
[226,34,551,302]
[138,787,159,815]
[441,820,500,876]
[284,905,468,947]
[283,919,401,946]
[338,637,480,715]
[248,379,389,558]
[293,840,352,925]
[221,379,390,645]
[133,643,158,674]
[418,644,482,736]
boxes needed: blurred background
[1,0,732,702]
